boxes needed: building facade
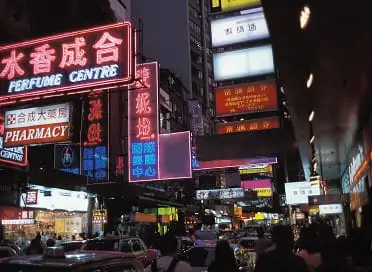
[131,0,214,135]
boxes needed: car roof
[88,236,140,241]
[0,252,135,268]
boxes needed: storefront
[347,143,369,227]
[1,184,92,242]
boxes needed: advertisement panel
[215,80,277,117]
[0,115,27,167]
[284,182,321,205]
[211,9,269,48]
[158,131,192,180]
[128,62,160,182]
[20,185,89,212]
[54,144,80,175]
[4,102,71,146]
[0,22,133,104]
[239,165,270,175]
[319,204,343,215]
[213,45,274,81]
[241,179,272,197]
[81,94,109,183]
[210,0,261,14]
[217,117,279,134]
[192,148,277,170]
[308,194,349,205]
[350,178,368,211]
[196,188,244,200]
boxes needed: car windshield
[187,247,215,267]
[195,231,217,240]
[84,239,119,251]
[119,240,142,253]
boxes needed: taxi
[0,247,144,272]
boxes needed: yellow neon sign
[220,0,261,12]
[253,188,272,197]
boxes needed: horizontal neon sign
[0,22,133,102]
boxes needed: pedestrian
[145,233,192,272]
[208,240,239,272]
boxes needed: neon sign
[54,144,80,175]
[128,62,160,182]
[84,96,105,146]
[0,115,28,167]
[0,22,133,103]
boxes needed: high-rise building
[131,0,214,135]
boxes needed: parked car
[0,247,143,271]
[0,246,18,259]
[60,241,84,252]
[80,236,157,266]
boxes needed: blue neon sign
[130,140,158,180]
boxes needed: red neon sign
[25,189,38,205]
[0,22,133,103]
[84,95,106,146]
[0,115,28,167]
[128,62,160,182]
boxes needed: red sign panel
[4,103,71,147]
[128,62,160,182]
[25,189,38,205]
[217,116,280,134]
[215,80,278,117]
[0,22,133,104]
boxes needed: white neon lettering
[4,125,69,145]
[68,64,119,83]
[8,73,63,93]
[0,150,23,162]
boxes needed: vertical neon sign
[128,62,159,182]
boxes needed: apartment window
[198,71,203,80]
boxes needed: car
[0,246,18,259]
[80,236,157,266]
[60,241,84,252]
[193,230,218,246]
[0,248,144,271]
[185,244,253,272]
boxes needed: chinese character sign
[3,103,71,147]
[217,116,280,134]
[25,189,38,205]
[215,80,278,117]
[0,22,133,102]
[210,0,261,14]
[128,62,159,182]
[83,94,109,147]
[196,188,245,200]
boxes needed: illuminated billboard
[128,62,160,182]
[215,80,278,117]
[213,45,274,81]
[4,103,71,147]
[217,117,280,134]
[0,115,27,167]
[0,22,133,104]
[211,9,269,48]
[210,0,261,14]
[196,188,245,200]
[241,179,272,197]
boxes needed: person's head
[46,238,55,247]
[71,235,76,240]
[297,227,322,254]
[35,233,41,240]
[272,225,294,252]
[257,227,265,239]
[215,240,236,265]
[57,235,62,240]
[159,233,178,256]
